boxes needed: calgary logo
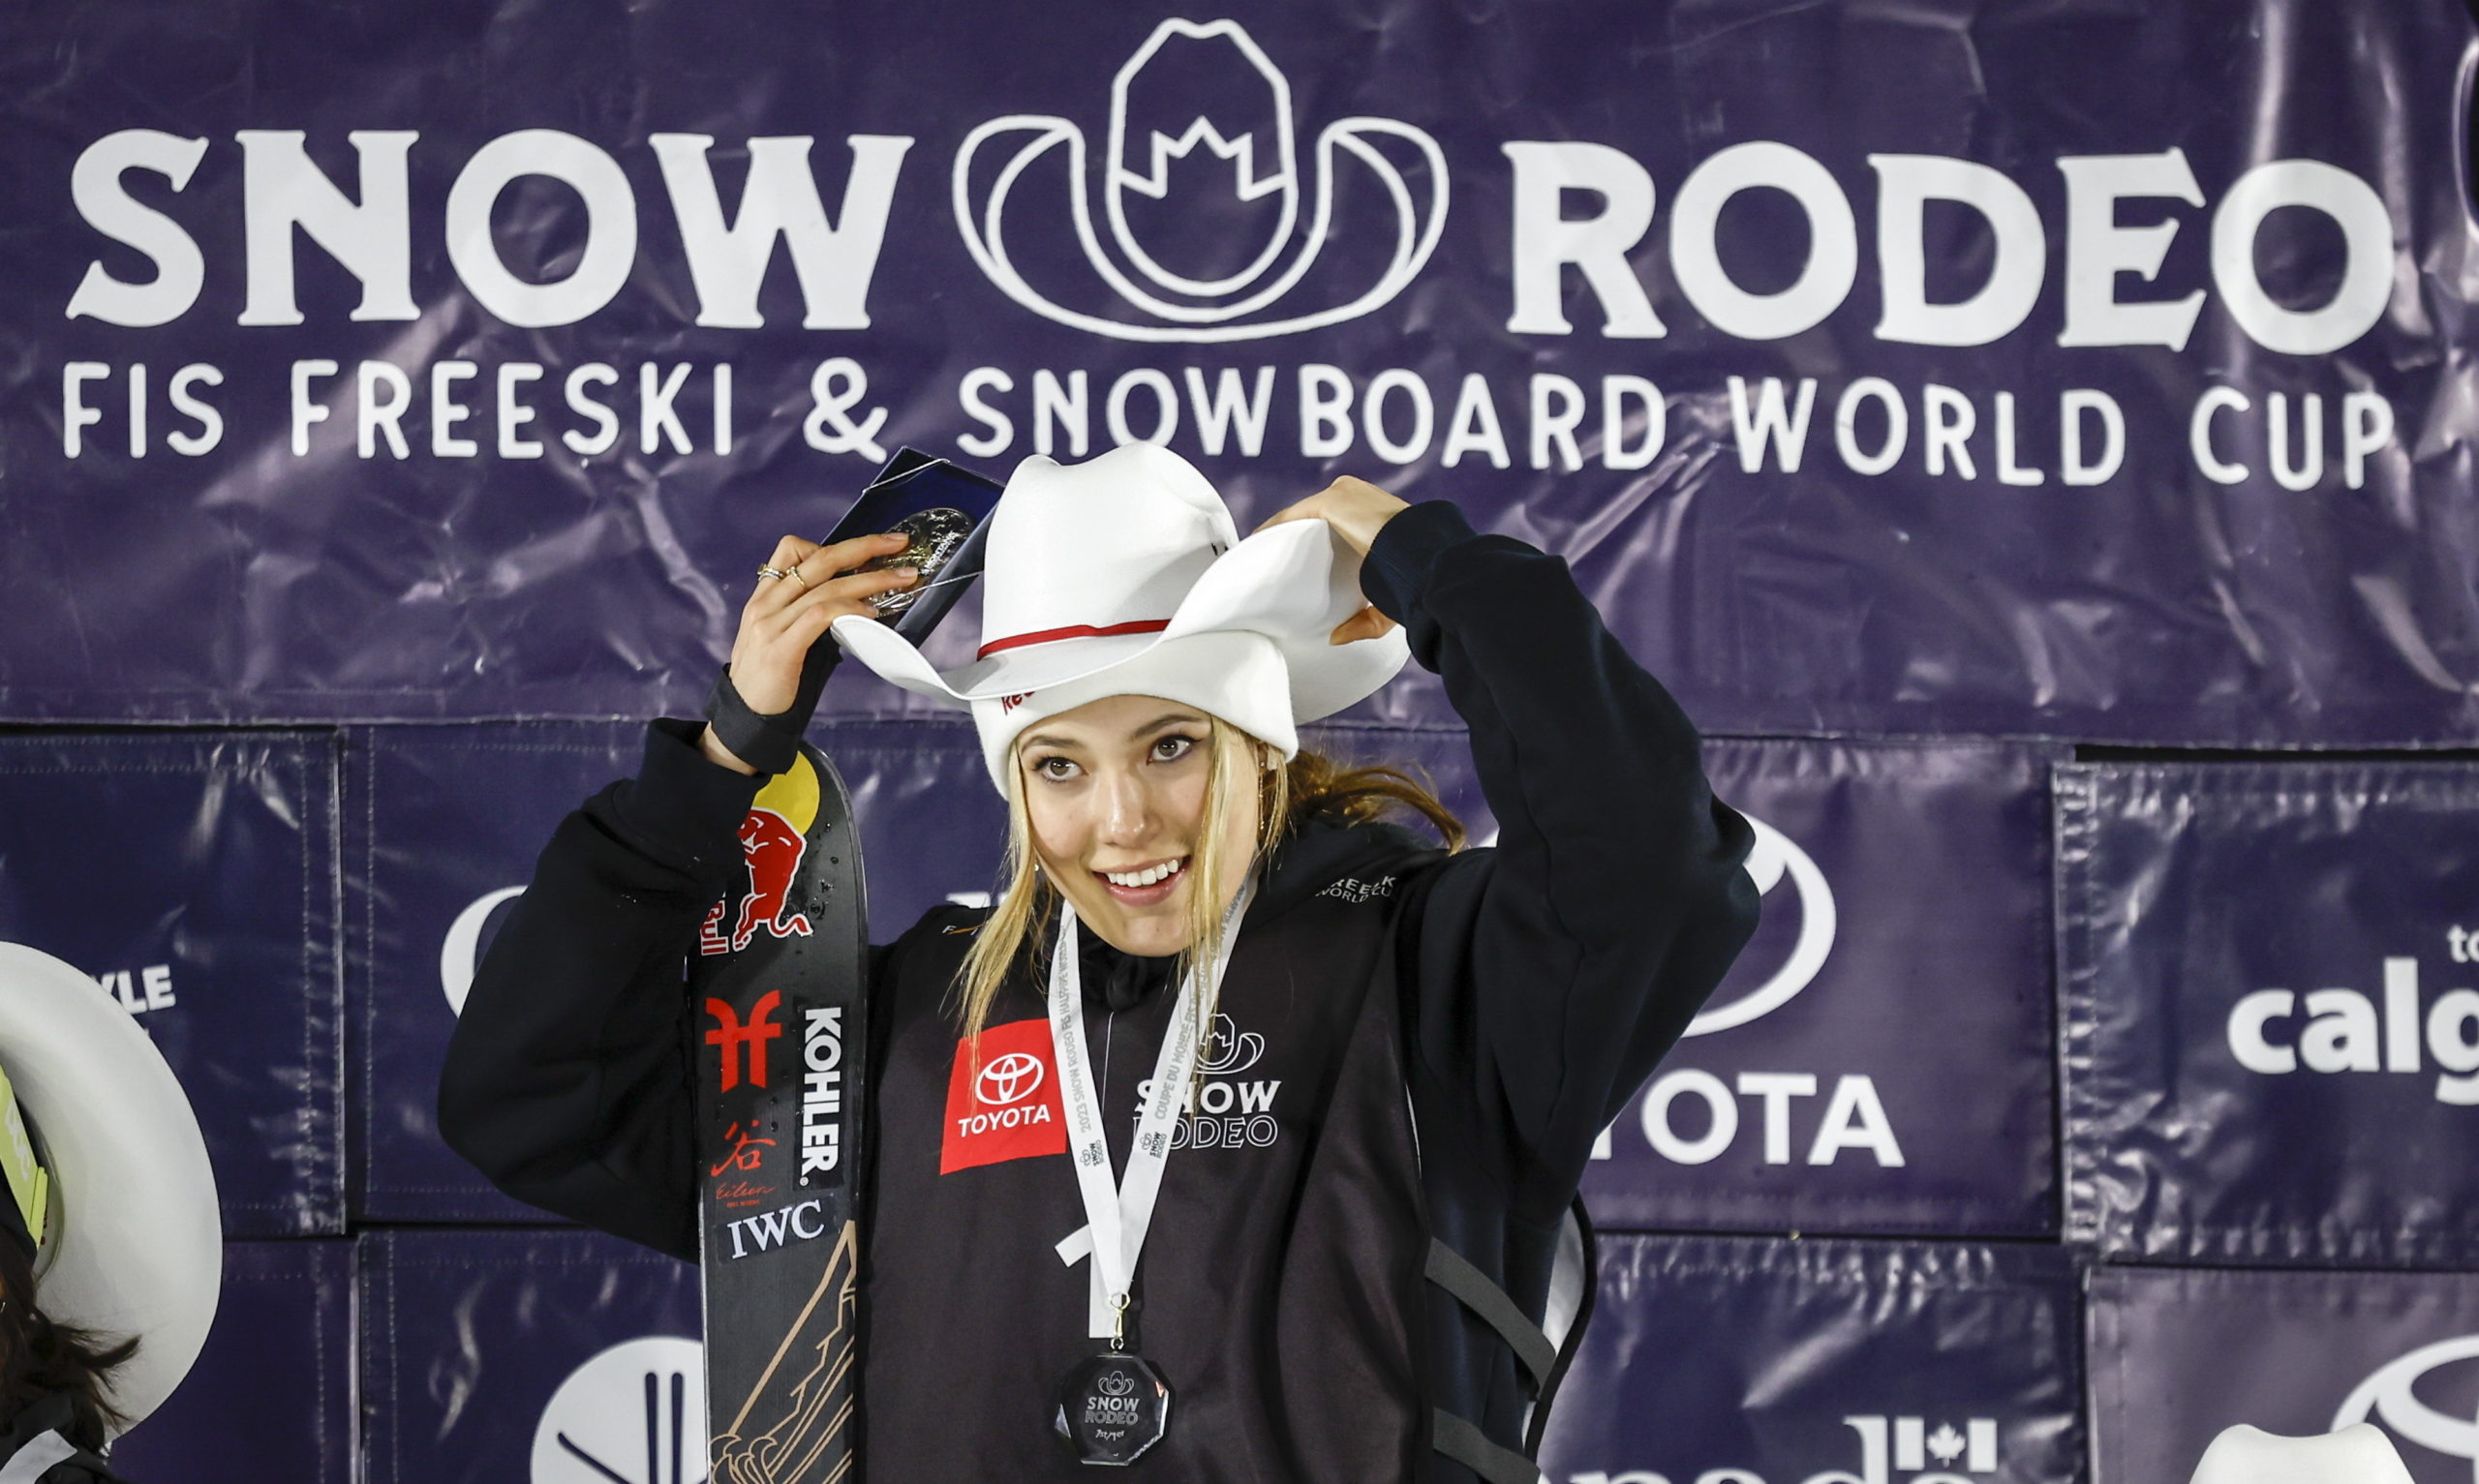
[976,1050,1047,1105]
[2333,1334,2479,1471]
[952,17,1447,342]
[1684,814,1837,1036]
[1099,1369,1138,1398]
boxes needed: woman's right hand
[700,531,917,773]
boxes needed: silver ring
[755,565,791,582]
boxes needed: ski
[691,743,869,1484]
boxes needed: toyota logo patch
[977,1051,1046,1105]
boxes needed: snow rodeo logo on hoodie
[1137,1013,1281,1152]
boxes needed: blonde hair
[952,722,1465,1047]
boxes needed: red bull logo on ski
[699,759,823,956]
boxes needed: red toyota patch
[939,1016,1068,1174]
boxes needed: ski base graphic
[692,746,868,1484]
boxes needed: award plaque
[821,449,1003,645]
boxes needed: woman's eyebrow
[1129,712,1204,740]
[1018,733,1078,753]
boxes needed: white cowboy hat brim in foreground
[0,943,220,1435]
[2187,1423,2414,1484]
[832,515,1405,719]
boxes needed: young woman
[440,443,1759,1484]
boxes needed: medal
[858,505,975,619]
[1053,1308,1173,1465]
[1044,887,1252,1467]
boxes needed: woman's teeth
[1103,859,1185,889]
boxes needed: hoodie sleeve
[1362,500,1760,1220]
[436,717,763,1262]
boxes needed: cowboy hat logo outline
[952,17,1448,343]
[1194,1013,1265,1075]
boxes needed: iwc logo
[2333,1335,2479,1473]
[953,17,1447,342]
[531,1336,707,1484]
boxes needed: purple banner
[2089,1265,2479,1484]
[1582,741,2059,1237]
[2061,763,2479,1265]
[0,1,2472,743]
[350,722,641,1222]
[1540,1234,2083,1484]
[361,1228,703,1484]
[109,1241,355,1484]
[0,732,342,1237]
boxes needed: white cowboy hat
[0,943,221,1435]
[833,441,1409,787]
[2187,1424,2414,1484]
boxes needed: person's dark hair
[0,1236,138,1450]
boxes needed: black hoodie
[438,500,1759,1483]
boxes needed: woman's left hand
[1256,476,1409,645]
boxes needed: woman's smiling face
[1016,693,1259,958]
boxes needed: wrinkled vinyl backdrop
[2,2,2478,1481]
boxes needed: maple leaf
[1927,1424,1968,1466]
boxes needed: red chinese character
[709,1121,777,1179]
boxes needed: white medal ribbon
[1050,879,1253,1341]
